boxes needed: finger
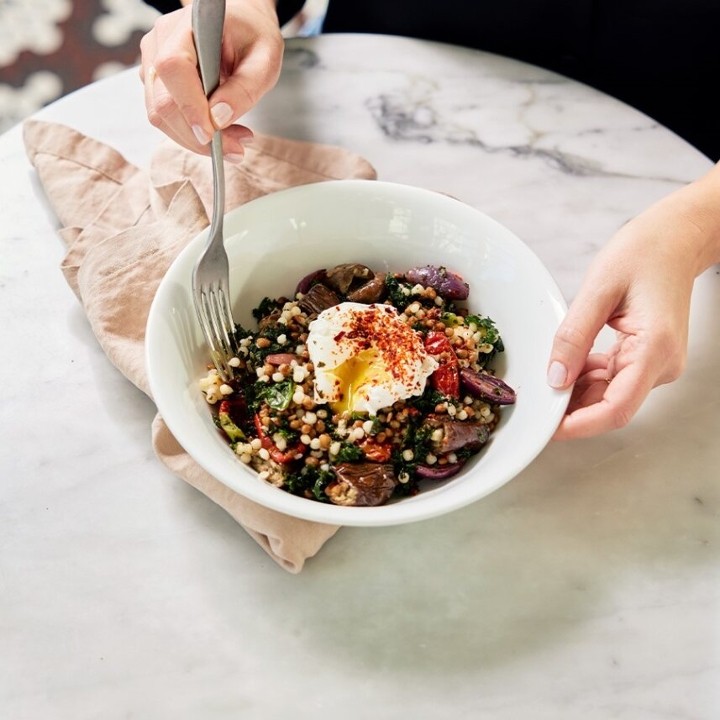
[220,124,255,161]
[566,378,609,415]
[146,74,253,160]
[154,49,214,145]
[547,281,619,390]
[579,352,611,374]
[140,26,193,147]
[565,369,611,415]
[155,79,214,152]
[138,28,154,83]
[553,360,655,440]
[142,57,209,154]
[143,9,219,148]
[207,37,283,125]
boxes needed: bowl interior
[146,180,570,526]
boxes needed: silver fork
[191,0,236,381]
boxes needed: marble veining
[1,33,718,720]
[365,89,613,176]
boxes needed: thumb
[547,286,617,389]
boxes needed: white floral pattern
[93,0,160,47]
[0,0,72,65]
[0,70,62,129]
[0,0,158,133]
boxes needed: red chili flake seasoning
[343,304,429,384]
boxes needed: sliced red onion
[405,265,469,300]
[295,268,327,296]
[460,367,516,405]
[415,461,465,480]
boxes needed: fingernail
[225,152,245,164]
[211,102,233,128]
[192,124,210,145]
[547,360,567,388]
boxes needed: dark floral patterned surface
[0,0,159,133]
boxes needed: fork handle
[192,0,226,238]
[192,0,225,96]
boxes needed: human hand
[139,0,284,160]
[547,167,720,439]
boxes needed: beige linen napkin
[24,119,377,573]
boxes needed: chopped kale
[272,424,300,443]
[283,465,334,502]
[464,314,505,365]
[349,413,381,435]
[465,314,501,345]
[231,324,252,345]
[391,421,432,487]
[407,385,447,413]
[246,323,292,366]
[311,472,334,502]
[252,296,282,321]
[392,478,421,497]
[333,442,364,463]
[384,274,414,311]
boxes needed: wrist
[684,162,720,274]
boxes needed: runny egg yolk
[306,302,438,416]
[328,347,387,415]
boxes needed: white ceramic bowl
[146,180,570,526]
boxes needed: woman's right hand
[139,0,284,161]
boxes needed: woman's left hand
[547,169,720,439]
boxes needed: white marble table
[2,34,719,719]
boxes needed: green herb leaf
[255,379,295,411]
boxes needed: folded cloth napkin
[24,119,377,573]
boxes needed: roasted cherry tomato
[359,437,393,463]
[424,331,460,398]
[253,414,305,464]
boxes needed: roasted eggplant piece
[424,415,490,453]
[297,283,341,317]
[325,462,397,506]
[325,263,374,294]
[346,272,387,303]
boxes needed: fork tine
[213,282,236,354]
[206,285,235,356]
[196,284,236,382]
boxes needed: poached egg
[306,302,438,415]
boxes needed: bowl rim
[146,179,571,526]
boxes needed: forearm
[627,160,720,280]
